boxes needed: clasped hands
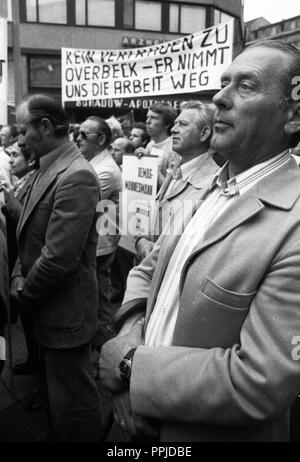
[10,276,25,302]
[100,318,158,439]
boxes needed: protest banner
[62,19,234,105]
[0,17,8,125]
[118,154,159,254]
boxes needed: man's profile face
[0,127,12,149]
[171,109,203,156]
[78,119,101,159]
[9,147,30,179]
[111,138,126,166]
[146,110,166,139]
[16,103,44,158]
[130,128,145,148]
[211,46,292,168]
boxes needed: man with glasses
[12,95,103,441]
[78,117,122,351]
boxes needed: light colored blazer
[118,157,300,442]
[136,152,219,243]
[90,148,122,256]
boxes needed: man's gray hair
[247,40,300,147]
[180,100,216,147]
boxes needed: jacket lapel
[17,143,80,238]
[178,157,300,293]
[145,183,212,324]
[178,193,265,294]
[146,156,300,320]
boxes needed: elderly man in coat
[100,41,300,442]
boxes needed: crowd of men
[1,39,300,442]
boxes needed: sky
[244,0,300,23]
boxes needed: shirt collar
[14,169,35,194]
[39,140,73,174]
[89,148,110,166]
[181,152,210,182]
[152,137,172,149]
[210,150,291,196]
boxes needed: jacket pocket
[174,279,257,348]
[201,277,257,310]
[30,202,51,236]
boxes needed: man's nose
[171,124,178,134]
[213,85,233,109]
[17,136,25,147]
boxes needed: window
[25,0,67,24]
[75,0,115,27]
[213,9,233,26]
[135,1,161,31]
[26,0,37,22]
[168,3,206,34]
[180,5,206,34]
[286,20,297,31]
[123,0,134,29]
[29,56,61,88]
[76,0,86,25]
[7,0,12,21]
[88,0,115,27]
[169,4,179,33]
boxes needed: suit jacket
[90,149,122,257]
[14,141,100,349]
[118,157,300,442]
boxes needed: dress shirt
[145,150,291,346]
[13,170,36,196]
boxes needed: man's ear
[284,103,300,136]
[39,118,54,136]
[200,126,211,143]
[97,134,106,149]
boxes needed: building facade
[2,0,244,122]
[245,15,300,49]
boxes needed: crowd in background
[1,61,300,441]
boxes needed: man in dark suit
[11,95,103,441]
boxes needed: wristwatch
[119,348,136,387]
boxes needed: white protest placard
[0,17,8,125]
[62,20,234,104]
[118,154,159,254]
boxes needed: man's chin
[211,134,229,153]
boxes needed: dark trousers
[39,342,104,442]
[92,253,116,349]
[20,310,39,367]
[111,247,135,301]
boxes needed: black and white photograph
[1,0,300,450]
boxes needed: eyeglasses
[79,130,102,140]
